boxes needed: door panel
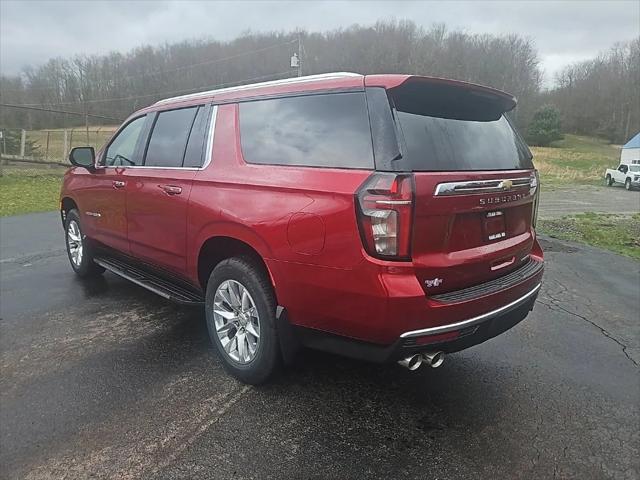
[125,169,196,273]
[82,168,129,252]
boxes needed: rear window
[396,113,533,171]
[384,82,533,172]
[239,92,374,169]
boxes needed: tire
[625,178,632,190]
[64,209,104,277]
[606,174,614,186]
[205,256,280,384]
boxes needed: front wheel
[64,209,104,277]
[606,174,614,186]
[205,256,280,384]
[625,178,632,190]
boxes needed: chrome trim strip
[96,106,218,172]
[201,105,217,171]
[434,177,532,196]
[375,200,412,206]
[154,72,362,105]
[399,283,541,338]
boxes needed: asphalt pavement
[1,212,638,479]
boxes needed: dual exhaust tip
[398,351,445,371]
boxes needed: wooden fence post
[20,129,26,157]
[45,131,50,161]
[63,129,69,162]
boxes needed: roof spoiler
[386,75,517,122]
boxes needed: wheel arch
[60,196,79,226]
[195,230,278,297]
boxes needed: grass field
[0,166,65,217]
[531,134,620,187]
[539,213,640,260]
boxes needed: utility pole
[291,33,303,77]
[297,33,302,77]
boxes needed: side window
[620,165,628,173]
[104,116,146,166]
[145,107,198,167]
[238,92,374,169]
[183,105,212,168]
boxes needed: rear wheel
[625,178,632,190]
[606,174,614,186]
[64,209,104,277]
[205,256,280,384]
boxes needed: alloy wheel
[213,279,261,364]
[67,220,83,267]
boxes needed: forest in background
[1,20,638,144]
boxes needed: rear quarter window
[239,92,374,169]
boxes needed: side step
[94,256,204,306]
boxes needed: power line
[17,70,295,108]
[1,39,298,95]
[0,103,122,122]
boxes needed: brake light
[356,173,414,259]
[530,170,540,229]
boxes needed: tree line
[0,20,638,144]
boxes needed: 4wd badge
[425,278,443,288]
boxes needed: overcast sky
[1,0,638,86]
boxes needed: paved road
[1,212,638,479]
[539,184,640,219]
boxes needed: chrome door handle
[161,185,182,195]
[113,180,126,189]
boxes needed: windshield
[628,165,640,172]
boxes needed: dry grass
[531,134,621,187]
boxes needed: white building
[621,133,640,165]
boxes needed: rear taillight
[530,170,539,229]
[356,173,414,260]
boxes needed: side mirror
[69,146,95,170]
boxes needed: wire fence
[1,127,117,166]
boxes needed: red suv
[61,73,544,384]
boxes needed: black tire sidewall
[204,257,279,384]
[625,179,631,190]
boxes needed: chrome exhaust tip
[397,354,423,371]
[422,351,445,368]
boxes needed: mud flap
[275,306,301,366]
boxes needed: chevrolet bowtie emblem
[500,180,513,190]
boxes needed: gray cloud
[1,0,638,85]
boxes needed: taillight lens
[356,173,414,259]
[530,170,539,229]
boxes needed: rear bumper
[294,283,539,363]
[271,238,544,350]
[400,282,540,338]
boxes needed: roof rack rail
[154,72,362,106]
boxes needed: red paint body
[61,74,543,349]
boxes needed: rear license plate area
[483,211,506,241]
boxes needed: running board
[94,256,204,305]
